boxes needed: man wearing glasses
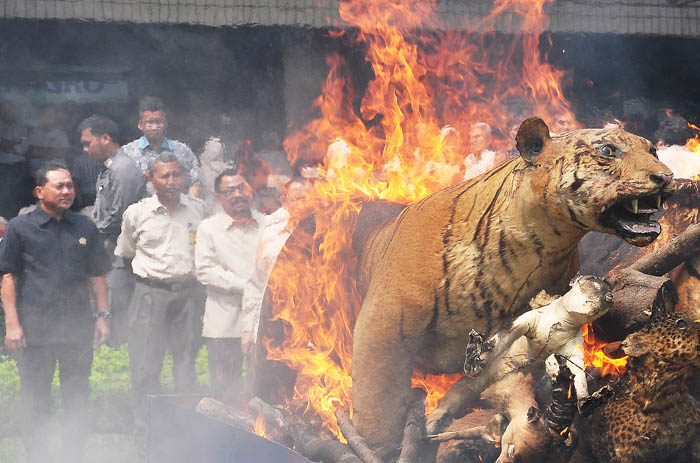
[194,170,271,404]
[121,95,202,197]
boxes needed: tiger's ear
[515,117,551,163]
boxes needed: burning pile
[261,0,627,442]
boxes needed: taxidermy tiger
[351,117,676,457]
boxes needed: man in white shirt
[115,153,207,448]
[194,170,271,404]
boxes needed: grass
[0,344,211,460]
[0,297,212,461]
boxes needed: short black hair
[78,114,120,144]
[138,96,167,118]
[147,153,182,176]
[214,168,239,193]
[34,160,71,187]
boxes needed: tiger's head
[516,117,676,247]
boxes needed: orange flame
[581,323,627,377]
[254,413,267,438]
[266,0,578,438]
[685,123,700,154]
[410,372,465,415]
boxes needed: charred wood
[290,415,362,463]
[590,224,700,341]
[541,355,578,462]
[248,396,361,463]
[335,409,384,463]
[629,223,700,276]
[593,268,678,342]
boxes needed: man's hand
[241,330,255,356]
[94,318,110,346]
[5,322,26,353]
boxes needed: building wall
[3,0,700,37]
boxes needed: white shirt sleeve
[194,224,249,292]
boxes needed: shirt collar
[145,193,184,214]
[218,212,259,230]
[32,206,76,225]
[138,136,173,151]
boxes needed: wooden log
[248,396,288,432]
[397,389,426,463]
[335,409,384,463]
[195,397,255,430]
[290,414,362,463]
[249,397,361,463]
[630,223,700,276]
[592,268,678,342]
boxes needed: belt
[136,276,196,292]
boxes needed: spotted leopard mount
[351,117,676,456]
[581,312,700,463]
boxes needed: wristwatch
[96,311,112,320]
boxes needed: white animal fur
[468,275,613,403]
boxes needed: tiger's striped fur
[351,118,675,456]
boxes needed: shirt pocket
[137,216,169,250]
[63,234,91,277]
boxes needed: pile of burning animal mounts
[193,119,700,463]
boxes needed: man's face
[149,162,185,203]
[217,175,253,216]
[138,110,167,142]
[80,129,111,161]
[35,169,75,213]
[469,126,491,154]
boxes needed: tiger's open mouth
[600,193,671,245]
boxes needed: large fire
[265,0,582,438]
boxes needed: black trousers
[127,280,204,445]
[205,337,244,406]
[16,343,93,463]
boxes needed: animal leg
[464,312,533,377]
[425,374,489,434]
[351,307,418,458]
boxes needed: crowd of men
[0,96,292,462]
[1,92,695,463]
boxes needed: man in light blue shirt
[121,96,202,197]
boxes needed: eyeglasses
[217,184,248,196]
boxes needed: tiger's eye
[597,144,617,157]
